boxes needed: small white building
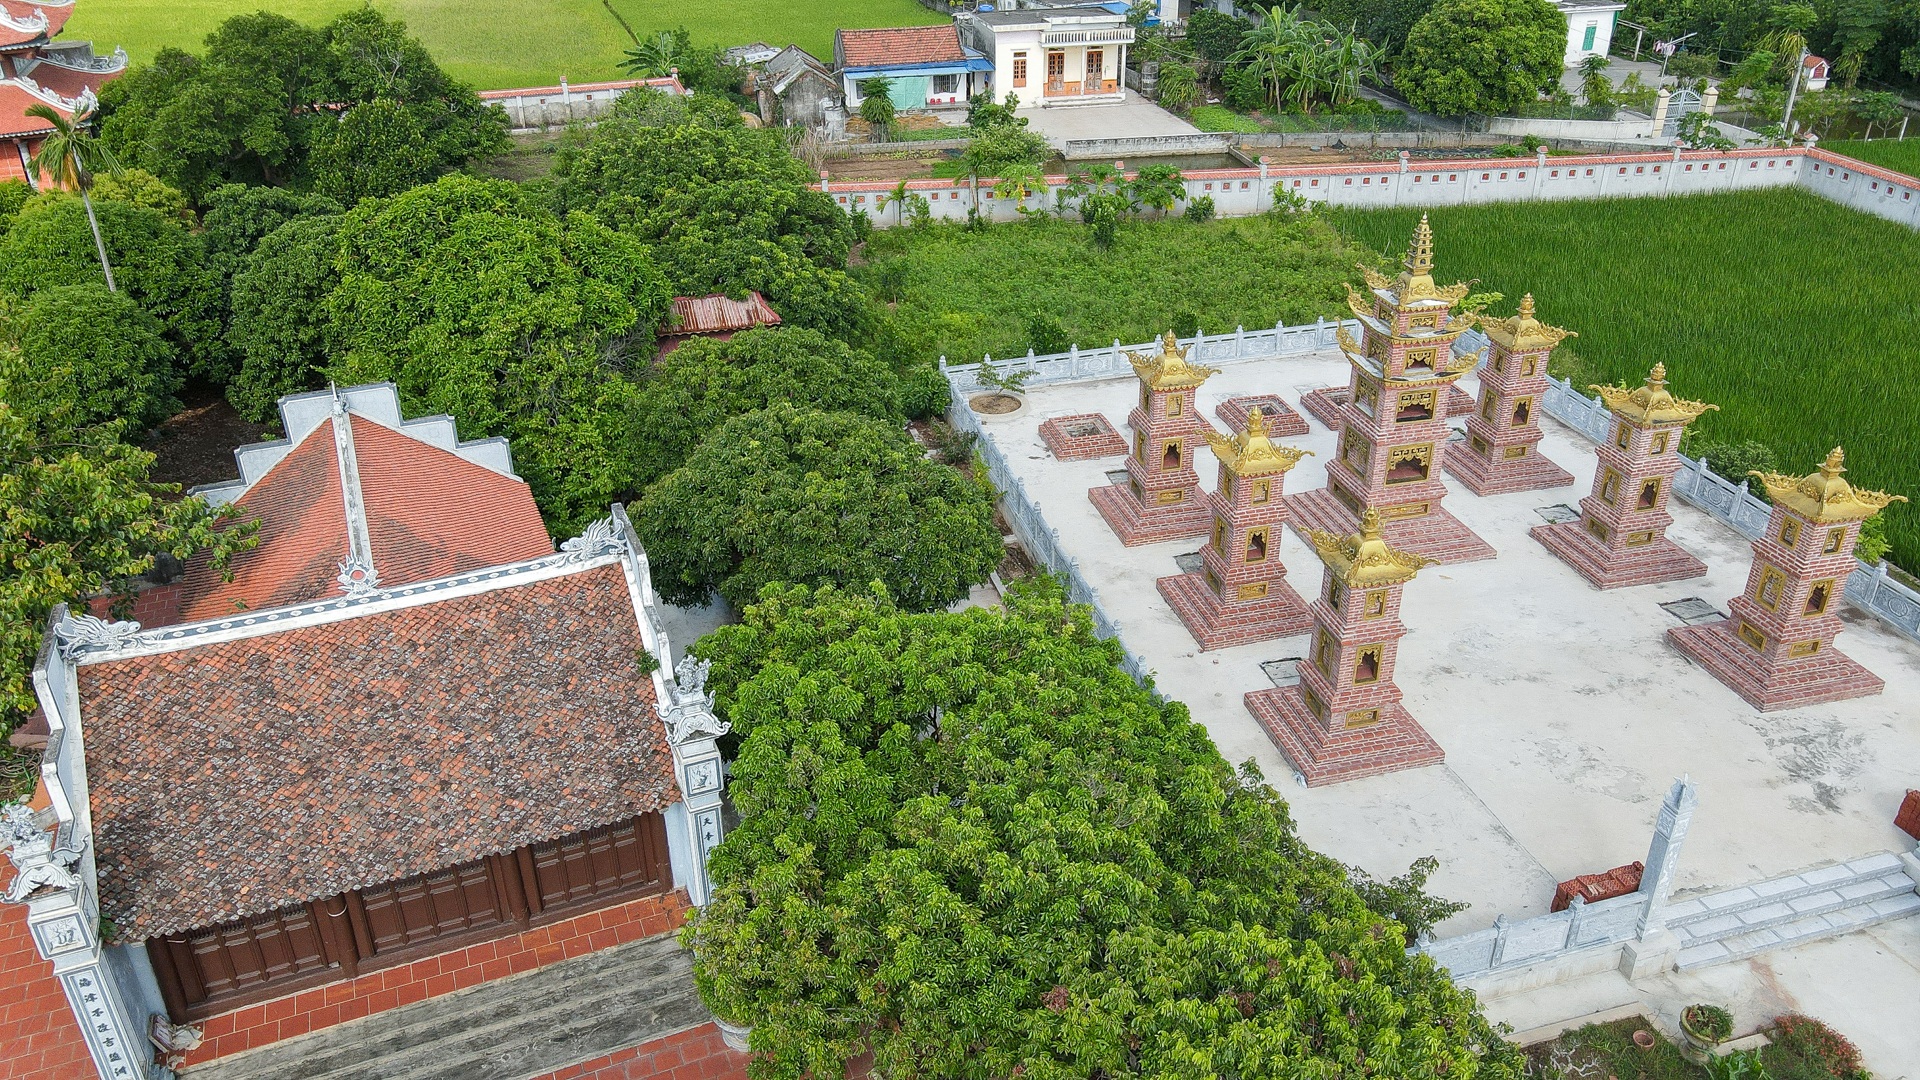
[1801,55,1830,91]
[958,5,1135,110]
[835,24,994,111]
[1557,0,1626,65]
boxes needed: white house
[1557,0,1625,64]
[1801,54,1830,91]
[957,6,1134,110]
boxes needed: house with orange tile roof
[0,0,125,185]
[834,24,993,112]
[1,383,737,1080]
[658,291,782,356]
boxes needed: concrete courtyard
[1018,89,1201,147]
[974,350,1920,940]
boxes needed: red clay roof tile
[836,25,966,68]
[666,292,782,336]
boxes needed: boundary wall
[832,146,1920,230]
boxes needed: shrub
[2,284,179,433]
[1683,1003,1735,1043]
[1184,195,1217,223]
[1022,309,1071,353]
[1764,1014,1864,1079]
[1690,438,1777,498]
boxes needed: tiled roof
[78,564,679,940]
[173,413,552,624]
[0,78,70,137]
[666,291,783,336]
[836,24,966,68]
[25,61,119,102]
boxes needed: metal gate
[1662,88,1701,137]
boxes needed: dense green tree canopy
[1314,0,1437,53]
[324,175,670,532]
[0,193,224,382]
[684,581,1520,1079]
[1395,0,1567,116]
[0,388,255,740]
[96,9,508,205]
[2,285,179,433]
[634,405,1001,611]
[550,91,868,342]
[225,215,343,421]
[629,327,904,487]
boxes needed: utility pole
[1782,46,1808,140]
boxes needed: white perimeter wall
[827,148,1920,230]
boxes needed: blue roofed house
[834,24,993,112]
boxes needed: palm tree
[619,30,683,78]
[26,103,121,293]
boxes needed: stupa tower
[1670,448,1905,710]
[1089,331,1219,545]
[1157,408,1315,648]
[1243,509,1446,786]
[1533,363,1716,588]
[1445,294,1577,495]
[1287,215,1496,563]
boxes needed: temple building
[0,0,125,185]
[1,384,740,1080]
[1445,294,1577,495]
[1090,330,1219,545]
[1287,216,1496,563]
[1157,408,1315,649]
[1244,509,1444,786]
[1669,447,1905,711]
[1533,363,1717,588]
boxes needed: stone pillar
[3,805,157,1080]
[1702,85,1719,114]
[1533,363,1717,588]
[1088,331,1219,545]
[1243,509,1445,786]
[1620,776,1697,979]
[1157,408,1315,649]
[1288,215,1495,564]
[657,657,730,906]
[1445,294,1576,495]
[1669,448,1905,710]
[1652,88,1671,138]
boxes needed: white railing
[942,319,1351,394]
[1538,373,1920,642]
[1416,893,1644,979]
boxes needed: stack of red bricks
[1037,413,1127,460]
[180,891,692,1068]
[1551,861,1644,911]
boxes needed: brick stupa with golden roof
[1089,331,1221,545]
[1669,447,1906,710]
[1446,293,1578,495]
[1156,407,1316,649]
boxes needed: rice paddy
[1822,139,1920,181]
[1327,189,1920,569]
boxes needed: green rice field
[1822,139,1920,180]
[63,0,942,90]
[1327,190,1920,570]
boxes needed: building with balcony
[958,5,1133,109]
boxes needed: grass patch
[1326,190,1920,570]
[65,0,943,90]
[1526,1017,1704,1079]
[1190,105,1266,133]
[859,212,1375,365]
[1822,139,1920,180]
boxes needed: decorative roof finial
[1203,406,1312,477]
[1405,214,1435,275]
[1308,508,1429,587]
[1751,444,1907,524]
[1592,362,1716,426]
[1518,293,1536,320]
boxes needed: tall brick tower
[1244,509,1445,786]
[1533,363,1716,588]
[1287,215,1495,563]
[1090,331,1219,545]
[1445,294,1576,495]
[1670,448,1905,710]
[1157,408,1315,649]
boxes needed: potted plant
[968,359,1032,417]
[1681,1003,1734,1053]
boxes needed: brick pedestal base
[1667,620,1886,711]
[1157,572,1313,650]
[1299,386,1347,429]
[1038,413,1128,461]
[1244,687,1445,786]
[1444,444,1575,496]
[1287,489,1497,564]
[1090,483,1212,546]
[1532,521,1707,589]
[1214,395,1309,438]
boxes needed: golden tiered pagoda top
[1592,363,1717,426]
[1357,215,1472,309]
[1334,320,1477,378]
[1125,331,1219,390]
[1753,447,1907,524]
[1309,509,1430,588]
[1203,408,1312,477]
[1480,294,1575,352]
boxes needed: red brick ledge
[529,1022,748,1080]
[181,890,693,1068]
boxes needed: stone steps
[1669,852,1920,971]
[183,931,710,1080]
